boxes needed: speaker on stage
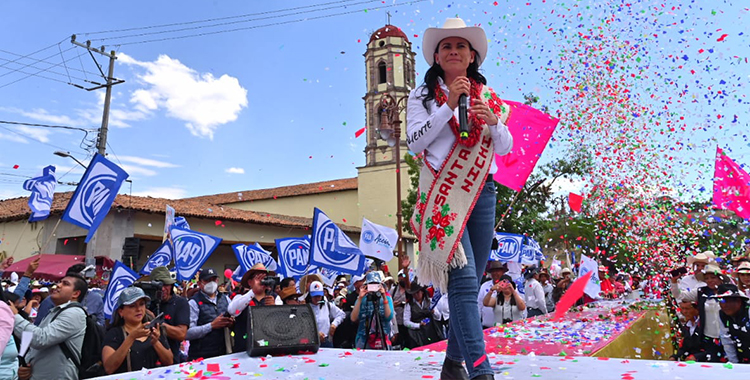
[246,304,320,357]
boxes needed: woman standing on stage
[406,18,513,380]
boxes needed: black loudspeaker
[246,304,320,357]
[122,237,141,261]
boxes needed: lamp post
[54,151,88,169]
[376,94,409,271]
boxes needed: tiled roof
[184,177,358,205]
[0,191,360,233]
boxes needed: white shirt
[434,293,450,321]
[478,280,496,327]
[524,279,548,313]
[493,296,524,324]
[406,79,513,173]
[671,284,721,339]
[227,290,282,317]
[678,275,706,294]
[312,300,346,339]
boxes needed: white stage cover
[96,348,750,380]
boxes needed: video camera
[133,280,163,314]
[260,276,280,296]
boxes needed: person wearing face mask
[185,268,233,360]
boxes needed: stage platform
[96,348,750,380]
[416,300,673,359]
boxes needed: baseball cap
[115,287,151,309]
[199,268,218,281]
[309,281,325,297]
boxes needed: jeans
[445,181,496,378]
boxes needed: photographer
[227,263,276,353]
[141,266,189,364]
[350,272,394,349]
[185,268,232,360]
[483,275,526,325]
[102,287,173,374]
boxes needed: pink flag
[568,193,584,212]
[493,100,559,191]
[714,147,750,219]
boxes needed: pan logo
[362,230,375,244]
[314,219,359,267]
[74,162,117,226]
[281,240,310,276]
[104,264,137,317]
[173,230,215,277]
[496,236,519,261]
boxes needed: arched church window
[378,61,387,84]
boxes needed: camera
[133,280,164,313]
[260,276,280,295]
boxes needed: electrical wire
[0,38,68,70]
[77,0,375,36]
[88,0,386,42]
[0,46,76,80]
[0,125,88,154]
[0,48,101,78]
[0,50,92,90]
[111,1,428,46]
[0,55,90,84]
[0,120,97,132]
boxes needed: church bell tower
[357,23,416,261]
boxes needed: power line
[0,55,91,84]
[0,38,67,70]
[112,1,428,46]
[78,0,374,36]
[0,45,77,80]
[0,125,88,154]
[0,120,97,132]
[0,48,101,78]
[0,49,91,90]
[88,0,385,42]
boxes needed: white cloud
[0,132,28,143]
[120,164,158,177]
[15,126,52,143]
[225,167,245,174]
[131,187,188,199]
[120,53,248,139]
[118,156,179,168]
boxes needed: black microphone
[458,94,469,140]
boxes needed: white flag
[579,254,601,299]
[359,218,398,262]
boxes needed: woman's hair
[111,301,154,328]
[419,43,487,109]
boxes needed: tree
[401,152,422,235]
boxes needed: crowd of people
[2,248,749,378]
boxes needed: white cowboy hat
[687,251,716,267]
[422,18,488,67]
[736,261,750,273]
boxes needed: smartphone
[669,267,688,278]
[367,283,381,293]
[145,312,165,329]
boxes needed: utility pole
[70,35,124,274]
[71,35,124,156]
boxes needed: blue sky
[0,0,748,202]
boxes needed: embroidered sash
[410,85,510,292]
